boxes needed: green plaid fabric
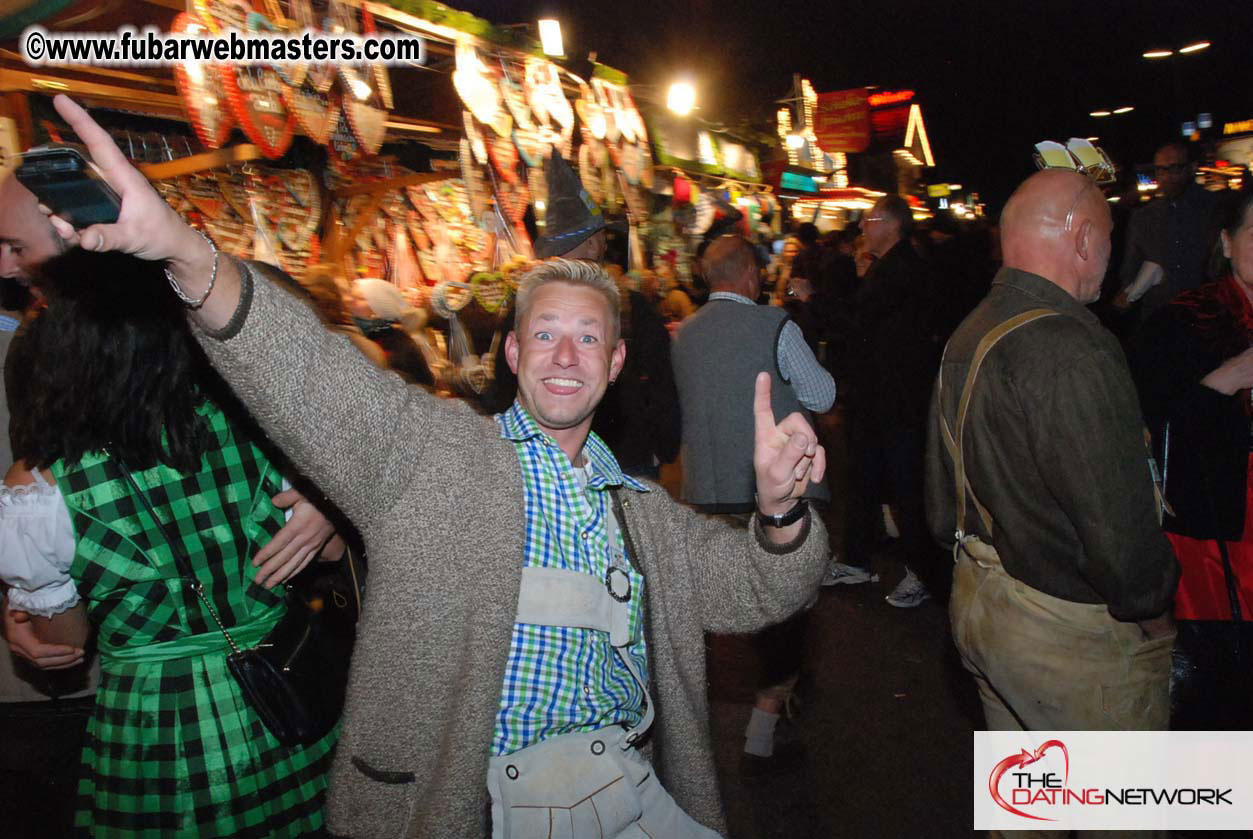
[491,401,650,756]
[52,403,335,838]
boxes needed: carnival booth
[0,0,662,397]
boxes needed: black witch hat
[533,149,606,258]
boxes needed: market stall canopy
[646,109,762,182]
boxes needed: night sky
[460,0,1253,210]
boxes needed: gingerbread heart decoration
[289,0,336,92]
[193,0,249,32]
[169,13,234,149]
[181,174,228,219]
[328,103,362,172]
[488,135,519,185]
[512,126,550,169]
[215,171,252,220]
[282,84,340,146]
[500,76,534,132]
[220,62,295,158]
[274,170,320,251]
[345,99,387,155]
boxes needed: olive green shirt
[926,267,1178,621]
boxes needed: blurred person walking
[672,234,834,772]
[828,196,939,608]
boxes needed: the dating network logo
[987,736,1232,821]
[976,731,1244,831]
[989,739,1070,821]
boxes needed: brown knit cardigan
[195,263,828,838]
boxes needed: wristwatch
[758,499,808,528]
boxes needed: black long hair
[9,248,214,473]
[1,276,32,313]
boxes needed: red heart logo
[988,740,1069,821]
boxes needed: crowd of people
[0,94,1250,838]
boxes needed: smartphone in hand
[16,143,121,228]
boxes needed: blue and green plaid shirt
[492,401,651,756]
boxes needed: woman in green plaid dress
[0,251,339,837]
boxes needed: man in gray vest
[672,234,834,771]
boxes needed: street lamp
[667,81,696,116]
[537,19,563,57]
[1142,39,1210,122]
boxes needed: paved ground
[659,410,983,838]
[706,547,982,839]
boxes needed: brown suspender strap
[937,308,1060,540]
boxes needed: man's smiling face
[505,280,625,449]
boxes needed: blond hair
[513,258,621,340]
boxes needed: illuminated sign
[927,183,951,197]
[868,90,915,107]
[904,104,935,167]
[781,172,819,193]
[1224,119,1253,135]
[813,88,870,153]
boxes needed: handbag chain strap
[118,463,243,655]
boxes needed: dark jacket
[1132,278,1251,540]
[848,239,937,430]
[1119,183,1220,322]
[592,290,681,472]
[926,267,1178,621]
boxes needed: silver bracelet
[165,229,219,309]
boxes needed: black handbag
[121,465,347,747]
[1170,536,1253,730]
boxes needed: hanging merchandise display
[195,1,295,158]
[154,164,320,283]
[337,3,389,155]
[289,0,337,93]
[524,56,574,155]
[453,37,507,134]
[177,0,393,160]
[169,13,235,150]
[282,85,340,147]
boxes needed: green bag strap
[937,308,1060,542]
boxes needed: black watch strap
[758,499,809,528]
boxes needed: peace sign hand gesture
[752,372,826,535]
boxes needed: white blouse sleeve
[0,480,79,617]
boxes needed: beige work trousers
[950,545,1174,839]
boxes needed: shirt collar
[992,266,1100,327]
[497,400,649,493]
[708,291,755,305]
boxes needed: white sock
[744,708,779,757]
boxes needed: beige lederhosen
[938,310,1173,756]
[486,505,721,839]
